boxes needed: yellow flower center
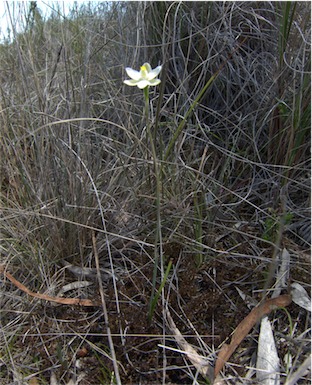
[140,65,149,78]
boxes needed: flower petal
[148,78,161,86]
[125,67,141,81]
[124,79,139,86]
[146,65,162,80]
[142,62,152,72]
[137,80,150,89]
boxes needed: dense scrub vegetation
[0,2,310,384]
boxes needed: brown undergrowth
[1,234,310,384]
[0,2,310,384]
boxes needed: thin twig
[0,264,100,306]
[92,230,122,385]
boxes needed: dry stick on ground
[214,294,292,378]
[0,264,101,306]
[166,294,292,382]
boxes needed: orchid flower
[124,62,162,89]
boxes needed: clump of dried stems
[0,2,310,384]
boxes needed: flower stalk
[124,63,164,320]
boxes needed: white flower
[124,62,162,89]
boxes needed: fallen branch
[214,294,292,378]
[166,294,292,383]
[0,264,100,306]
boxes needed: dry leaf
[291,283,311,312]
[256,316,280,385]
[57,281,93,297]
[50,372,58,385]
[166,310,215,382]
[272,248,290,298]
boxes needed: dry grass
[0,2,310,384]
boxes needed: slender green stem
[148,259,173,321]
[143,87,163,319]
[144,87,158,163]
[143,87,150,130]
